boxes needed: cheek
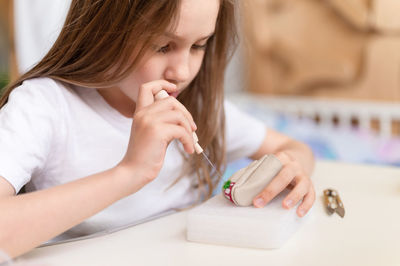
[190,54,206,79]
[136,61,163,82]
[119,60,164,100]
[117,75,141,101]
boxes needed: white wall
[14,0,71,73]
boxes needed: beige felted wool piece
[222,154,282,206]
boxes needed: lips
[168,91,180,98]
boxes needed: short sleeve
[0,79,61,193]
[224,100,267,162]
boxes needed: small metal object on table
[323,188,345,218]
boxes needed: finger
[274,151,292,165]
[152,110,194,137]
[145,97,197,131]
[253,166,295,208]
[282,175,310,209]
[297,184,315,217]
[135,80,177,111]
[161,124,195,154]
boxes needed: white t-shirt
[0,78,266,238]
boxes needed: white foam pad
[187,191,309,249]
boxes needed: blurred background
[0,0,11,91]
[1,0,400,167]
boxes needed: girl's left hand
[252,151,315,217]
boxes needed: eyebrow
[163,32,215,42]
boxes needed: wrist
[112,163,148,197]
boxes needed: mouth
[168,91,180,98]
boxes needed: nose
[164,51,191,84]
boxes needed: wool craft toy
[222,154,282,206]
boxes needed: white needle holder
[155,90,203,154]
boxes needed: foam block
[187,191,308,249]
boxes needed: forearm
[274,140,315,176]
[0,166,140,258]
[251,129,315,177]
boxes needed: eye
[192,43,208,51]
[192,34,214,51]
[157,44,171,54]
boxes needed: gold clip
[323,188,345,218]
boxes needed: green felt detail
[223,180,231,190]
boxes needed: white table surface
[17,160,400,266]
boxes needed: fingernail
[285,199,293,208]
[299,209,306,217]
[254,198,265,208]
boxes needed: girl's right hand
[118,80,197,187]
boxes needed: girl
[0,0,315,258]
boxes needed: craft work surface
[18,161,400,266]
[186,192,305,249]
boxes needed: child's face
[118,0,220,101]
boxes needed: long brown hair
[0,0,237,201]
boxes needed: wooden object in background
[310,37,400,101]
[329,0,400,33]
[9,0,18,81]
[0,0,18,82]
[371,0,400,33]
[242,0,400,102]
[327,0,369,31]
